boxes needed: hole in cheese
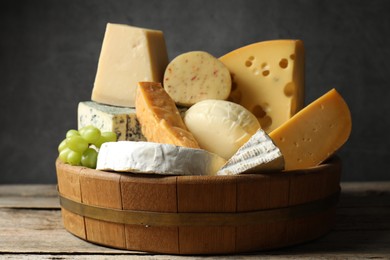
[261,62,270,77]
[284,82,294,97]
[252,105,267,118]
[259,115,272,130]
[279,58,288,69]
[262,70,270,77]
[245,60,252,67]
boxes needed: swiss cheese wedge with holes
[270,88,351,170]
[135,82,200,148]
[219,40,305,133]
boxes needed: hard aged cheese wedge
[164,51,231,106]
[184,99,260,160]
[136,82,200,148]
[217,129,284,175]
[270,88,352,170]
[96,141,226,176]
[91,23,169,107]
[219,40,305,133]
[78,101,145,141]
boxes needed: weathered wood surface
[0,182,389,259]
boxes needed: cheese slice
[91,23,169,107]
[96,141,226,176]
[163,51,231,106]
[219,40,305,133]
[217,129,284,175]
[78,101,145,141]
[183,99,260,160]
[270,88,352,170]
[135,82,200,148]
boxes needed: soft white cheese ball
[184,99,260,160]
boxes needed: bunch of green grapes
[57,125,117,168]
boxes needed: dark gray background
[1,0,389,184]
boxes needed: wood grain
[1,183,389,258]
[80,167,126,249]
[56,160,86,239]
[53,159,344,255]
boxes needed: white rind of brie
[217,129,284,175]
[96,141,226,176]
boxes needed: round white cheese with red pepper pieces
[163,51,231,107]
[184,99,260,160]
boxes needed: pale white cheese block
[217,129,284,175]
[96,141,226,176]
[91,23,169,107]
[183,99,260,160]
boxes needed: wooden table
[0,182,389,259]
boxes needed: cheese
[135,82,200,148]
[78,101,145,141]
[219,40,305,133]
[183,99,260,160]
[96,141,226,176]
[269,88,352,170]
[91,23,169,107]
[217,129,284,175]
[163,51,231,106]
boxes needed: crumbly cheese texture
[219,40,305,133]
[217,129,284,175]
[135,82,200,148]
[78,101,145,141]
[183,99,260,160]
[96,141,226,176]
[91,23,169,107]
[270,88,352,170]
[164,51,231,106]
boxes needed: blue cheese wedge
[217,129,284,175]
[78,101,145,141]
[96,141,226,176]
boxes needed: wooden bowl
[56,156,341,255]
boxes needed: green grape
[58,139,67,153]
[66,129,80,138]
[66,135,88,153]
[93,135,106,148]
[59,147,71,163]
[81,148,98,168]
[93,131,117,148]
[101,131,117,142]
[80,125,101,144]
[67,150,82,166]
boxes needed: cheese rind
[164,51,231,106]
[96,141,226,176]
[269,88,352,170]
[217,129,284,175]
[219,40,305,133]
[183,99,260,160]
[91,23,169,107]
[136,82,200,148]
[78,101,145,141]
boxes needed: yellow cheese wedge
[135,82,200,149]
[219,40,305,133]
[91,23,169,107]
[269,88,352,170]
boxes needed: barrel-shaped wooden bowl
[56,156,341,255]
